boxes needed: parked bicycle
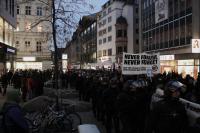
[25,100,82,133]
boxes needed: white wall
[97,1,134,64]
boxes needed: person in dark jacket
[145,80,188,133]
[1,73,8,96]
[1,89,29,133]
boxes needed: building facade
[65,31,81,69]
[79,15,97,69]
[97,0,138,68]
[65,15,97,69]
[140,0,200,78]
[0,0,17,74]
[14,0,52,70]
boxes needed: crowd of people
[1,68,200,133]
[0,69,52,101]
[67,69,200,133]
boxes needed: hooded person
[0,89,29,133]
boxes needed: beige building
[14,0,52,70]
[0,0,16,74]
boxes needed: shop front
[0,42,16,74]
[160,55,177,74]
[160,53,200,79]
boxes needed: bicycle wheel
[46,116,73,133]
[25,117,40,133]
[66,112,82,132]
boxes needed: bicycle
[25,101,82,133]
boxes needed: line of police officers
[71,70,200,133]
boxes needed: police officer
[146,80,188,133]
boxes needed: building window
[36,42,42,52]
[108,49,112,56]
[99,31,102,36]
[25,6,31,15]
[124,46,127,52]
[186,23,192,37]
[103,50,107,56]
[108,7,111,13]
[136,7,138,13]
[6,0,8,10]
[117,30,123,37]
[108,36,112,42]
[108,26,112,32]
[136,39,139,44]
[117,47,123,54]
[98,50,102,57]
[12,0,14,16]
[102,19,106,25]
[37,7,43,16]
[136,29,139,34]
[108,16,112,23]
[16,41,19,47]
[136,18,139,24]
[102,29,107,34]
[17,6,20,14]
[103,38,106,43]
[25,41,30,47]
[99,39,102,45]
[124,30,127,37]
[103,11,106,17]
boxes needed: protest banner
[122,52,160,75]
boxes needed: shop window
[36,42,42,52]
[25,6,31,15]
[108,49,112,56]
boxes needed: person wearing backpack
[0,89,28,133]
